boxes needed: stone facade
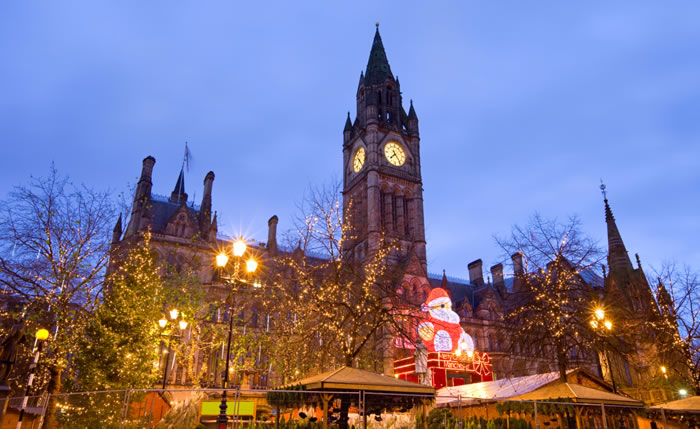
[110,27,677,392]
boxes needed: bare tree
[0,165,115,426]
[651,263,700,394]
[497,214,605,382]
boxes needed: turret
[199,171,215,235]
[407,100,419,136]
[267,215,279,257]
[125,156,155,237]
[343,112,353,145]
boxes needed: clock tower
[343,26,427,273]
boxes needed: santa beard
[429,308,460,324]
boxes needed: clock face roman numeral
[353,147,365,173]
[384,142,405,166]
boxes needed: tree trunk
[557,347,568,383]
[41,366,62,429]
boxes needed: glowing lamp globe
[169,309,179,320]
[36,328,50,341]
[604,320,612,330]
[216,253,229,268]
[158,319,167,328]
[661,366,667,374]
[246,258,258,273]
[233,240,247,257]
[179,320,188,330]
[594,308,605,320]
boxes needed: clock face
[384,142,406,166]
[352,147,365,173]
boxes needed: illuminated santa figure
[418,288,475,354]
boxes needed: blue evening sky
[1,2,699,280]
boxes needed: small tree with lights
[64,231,164,427]
[497,214,604,382]
[650,263,700,395]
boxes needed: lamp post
[16,328,49,429]
[215,238,258,429]
[159,310,187,391]
[590,308,616,393]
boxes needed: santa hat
[422,288,451,311]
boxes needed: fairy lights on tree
[497,215,604,382]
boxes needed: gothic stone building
[111,27,671,392]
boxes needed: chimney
[511,252,524,275]
[491,263,505,295]
[511,252,525,292]
[267,215,279,256]
[140,156,156,182]
[125,156,155,237]
[468,259,484,286]
[199,171,215,233]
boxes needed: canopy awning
[285,366,435,395]
[650,396,700,413]
[513,383,643,407]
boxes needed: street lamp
[17,328,50,428]
[215,238,259,429]
[590,308,617,393]
[159,309,187,390]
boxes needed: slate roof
[427,272,514,310]
[149,194,201,235]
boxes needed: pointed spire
[601,182,633,274]
[344,112,353,132]
[170,167,188,204]
[408,99,417,119]
[440,269,449,289]
[365,25,392,85]
[111,214,122,244]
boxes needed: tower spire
[365,25,392,85]
[601,182,633,274]
[170,167,188,204]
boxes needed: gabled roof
[289,366,434,394]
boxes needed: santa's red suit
[418,288,474,353]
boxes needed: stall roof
[288,366,435,395]
[650,396,700,413]
[513,383,643,406]
[437,371,562,404]
[436,369,638,407]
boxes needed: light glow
[594,308,605,320]
[246,258,258,273]
[158,319,167,328]
[661,366,667,374]
[169,309,179,320]
[233,240,247,257]
[604,320,612,330]
[679,389,687,396]
[179,320,188,330]
[36,328,50,341]
[216,253,229,267]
